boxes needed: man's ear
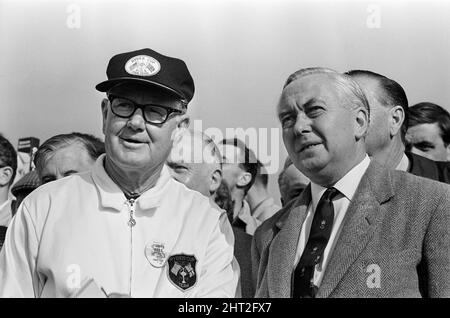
[355,107,369,140]
[177,113,190,129]
[389,105,405,138]
[209,169,222,195]
[0,166,13,187]
[101,98,109,135]
[236,171,252,188]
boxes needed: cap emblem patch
[125,55,160,76]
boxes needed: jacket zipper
[127,198,136,297]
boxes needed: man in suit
[252,67,450,297]
[347,70,450,184]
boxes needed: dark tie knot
[322,187,340,202]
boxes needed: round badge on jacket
[145,241,166,268]
[125,55,160,76]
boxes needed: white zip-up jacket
[0,155,238,297]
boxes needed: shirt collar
[311,155,371,208]
[91,154,172,211]
[395,153,410,171]
[237,200,252,222]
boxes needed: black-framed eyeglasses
[108,94,186,125]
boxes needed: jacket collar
[91,154,171,211]
[317,161,394,297]
[267,160,395,297]
[275,184,311,230]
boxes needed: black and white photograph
[0,0,449,302]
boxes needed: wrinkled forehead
[407,123,443,143]
[279,73,341,110]
[41,143,92,172]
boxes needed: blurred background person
[10,170,40,216]
[348,70,450,184]
[0,134,17,250]
[246,160,280,225]
[167,129,254,297]
[214,180,234,222]
[219,138,258,235]
[167,129,222,197]
[406,102,450,162]
[278,157,310,206]
[347,70,407,169]
[34,132,105,184]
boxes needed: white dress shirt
[294,155,371,288]
[236,200,258,235]
[395,153,410,172]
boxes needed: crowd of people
[0,47,449,298]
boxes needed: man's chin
[296,158,327,176]
[109,154,151,171]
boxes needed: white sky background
[1,0,450,202]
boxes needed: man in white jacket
[0,48,238,298]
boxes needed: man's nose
[293,113,311,135]
[127,107,146,130]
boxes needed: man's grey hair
[283,67,370,122]
[34,132,105,177]
[172,129,222,166]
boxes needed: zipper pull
[127,198,136,227]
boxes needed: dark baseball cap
[95,48,195,103]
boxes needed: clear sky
[1,0,449,202]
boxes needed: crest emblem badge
[145,242,166,268]
[125,55,160,76]
[167,254,197,291]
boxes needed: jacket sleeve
[0,202,42,297]
[424,185,450,298]
[191,209,239,298]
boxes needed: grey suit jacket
[252,161,450,298]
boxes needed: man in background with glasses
[0,48,238,298]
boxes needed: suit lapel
[266,185,312,297]
[316,162,394,298]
